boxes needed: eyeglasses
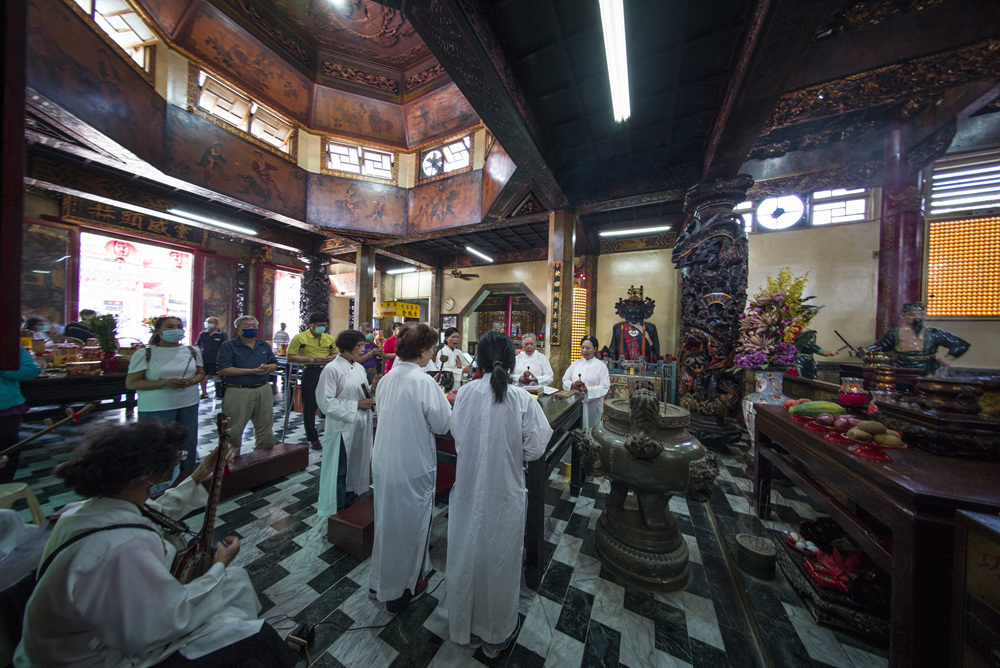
[178,451,188,461]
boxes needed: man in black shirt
[63,309,96,342]
[196,316,228,399]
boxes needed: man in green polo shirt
[287,312,337,450]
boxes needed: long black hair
[477,330,515,403]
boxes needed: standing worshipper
[381,321,404,374]
[435,327,473,388]
[358,322,382,384]
[272,322,290,353]
[369,324,451,614]
[216,316,278,453]
[0,346,42,483]
[196,316,228,399]
[63,309,96,342]
[562,335,611,428]
[442,331,552,657]
[513,333,554,387]
[125,316,204,471]
[315,330,374,517]
[286,312,337,450]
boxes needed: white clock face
[421,150,444,178]
[756,195,805,230]
[444,298,455,311]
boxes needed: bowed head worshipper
[862,301,970,376]
[609,285,660,363]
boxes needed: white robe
[442,375,552,645]
[562,356,611,428]
[434,346,471,387]
[316,355,374,516]
[15,477,262,667]
[368,361,452,602]
[513,350,554,387]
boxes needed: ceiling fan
[448,245,479,280]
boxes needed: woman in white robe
[434,327,473,388]
[316,330,375,516]
[513,333,554,387]
[561,335,612,428]
[443,331,552,657]
[369,323,452,613]
[15,421,294,668]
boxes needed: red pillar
[876,122,925,338]
[504,295,513,336]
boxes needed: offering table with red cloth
[752,403,1000,668]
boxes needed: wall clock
[444,297,455,311]
[756,195,805,230]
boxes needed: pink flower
[754,307,762,313]
[774,294,784,302]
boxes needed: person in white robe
[513,333,554,387]
[434,326,473,388]
[316,329,375,516]
[369,323,452,614]
[442,331,552,657]
[562,335,612,428]
[15,421,295,668]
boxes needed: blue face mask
[150,464,180,497]
[365,333,374,341]
[161,329,185,343]
[37,324,51,332]
[241,328,258,339]
[313,326,326,334]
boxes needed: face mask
[313,326,326,334]
[204,321,214,330]
[150,464,180,497]
[37,324,51,332]
[241,328,258,339]
[365,333,374,341]
[161,329,184,343]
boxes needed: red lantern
[104,239,137,262]
[168,251,187,270]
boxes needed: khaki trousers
[221,384,275,453]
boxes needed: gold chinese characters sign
[549,261,563,345]
[374,301,421,318]
[62,196,208,246]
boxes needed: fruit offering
[788,401,846,418]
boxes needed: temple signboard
[61,196,208,247]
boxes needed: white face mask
[149,464,180,497]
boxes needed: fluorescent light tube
[386,267,417,275]
[598,225,671,237]
[167,209,258,236]
[465,245,494,263]
[599,0,630,122]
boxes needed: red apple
[783,398,799,409]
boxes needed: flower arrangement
[143,316,162,334]
[734,268,819,370]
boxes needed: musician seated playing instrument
[14,421,296,667]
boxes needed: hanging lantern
[168,251,187,270]
[104,239,137,262]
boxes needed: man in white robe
[368,325,451,613]
[15,476,272,667]
[513,334,554,387]
[316,330,375,516]
[443,342,553,653]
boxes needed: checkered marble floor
[9,395,889,668]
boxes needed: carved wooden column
[547,210,576,379]
[672,175,753,448]
[581,254,599,337]
[355,244,375,329]
[299,255,331,321]
[2,0,25,369]
[877,122,925,338]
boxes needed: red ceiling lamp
[104,239,137,262]
[168,251,187,270]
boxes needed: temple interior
[2,1,1000,667]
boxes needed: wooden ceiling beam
[702,0,841,182]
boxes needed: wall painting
[26,0,165,167]
[407,170,483,235]
[481,141,516,214]
[202,255,237,337]
[404,83,480,147]
[165,107,307,221]
[313,87,406,145]
[307,173,406,235]
[179,2,312,123]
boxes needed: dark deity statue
[609,285,659,363]
[671,176,752,447]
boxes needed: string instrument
[172,413,230,584]
[0,403,95,459]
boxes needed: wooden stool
[327,495,374,560]
[0,484,46,526]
